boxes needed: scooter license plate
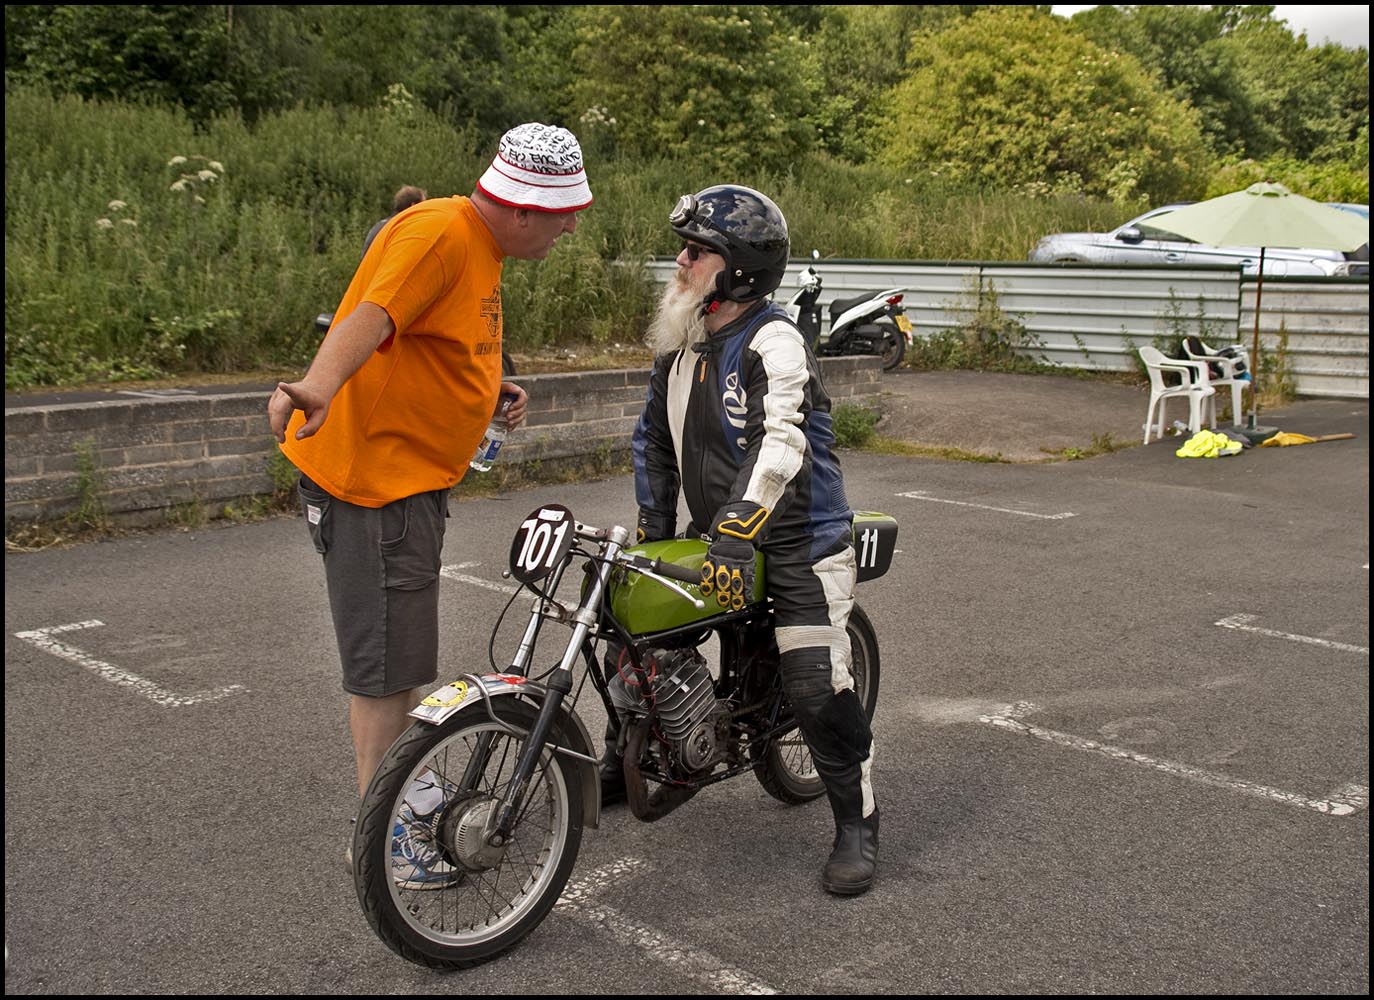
[894,313,912,334]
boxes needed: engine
[607,647,728,774]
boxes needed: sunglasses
[682,242,719,262]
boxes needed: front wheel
[877,321,905,371]
[753,604,881,804]
[353,698,583,969]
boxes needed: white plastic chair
[1138,346,1216,444]
[1180,337,1251,427]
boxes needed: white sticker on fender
[410,680,472,725]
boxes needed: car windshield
[1135,222,1192,243]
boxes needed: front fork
[486,524,632,846]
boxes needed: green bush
[831,404,880,449]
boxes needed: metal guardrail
[647,259,1370,398]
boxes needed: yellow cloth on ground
[1258,432,1317,447]
[1175,429,1244,458]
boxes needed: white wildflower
[197,170,217,182]
[168,155,188,166]
[107,199,127,212]
[170,179,190,192]
[119,218,138,227]
[96,218,114,229]
[208,160,224,173]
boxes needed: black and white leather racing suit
[630,299,876,824]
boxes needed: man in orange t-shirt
[268,123,592,885]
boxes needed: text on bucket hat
[476,123,593,214]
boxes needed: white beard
[645,270,710,355]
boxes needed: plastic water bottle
[469,392,518,473]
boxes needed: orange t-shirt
[282,196,505,507]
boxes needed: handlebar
[630,555,701,585]
[570,520,706,599]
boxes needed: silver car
[1028,204,1368,276]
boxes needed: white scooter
[785,252,912,371]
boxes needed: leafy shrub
[831,404,880,449]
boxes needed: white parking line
[440,561,513,594]
[896,490,1077,520]
[980,702,1367,817]
[13,620,248,706]
[1215,613,1368,656]
[557,858,778,994]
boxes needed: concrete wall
[4,357,882,529]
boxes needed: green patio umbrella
[1148,183,1368,437]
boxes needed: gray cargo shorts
[298,474,449,697]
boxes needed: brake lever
[628,561,706,609]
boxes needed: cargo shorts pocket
[297,474,332,555]
[379,489,446,590]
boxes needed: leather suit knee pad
[780,651,872,771]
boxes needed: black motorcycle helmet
[669,185,790,305]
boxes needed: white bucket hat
[476,123,593,213]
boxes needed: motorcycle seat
[828,291,879,318]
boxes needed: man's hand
[699,538,755,611]
[636,510,676,544]
[266,302,395,444]
[499,381,529,429]
[269,380,330,443]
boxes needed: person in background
[268,122,591,887]
[363,184,428,257]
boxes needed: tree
[4,5,237,123]
[1221,19,1369,164]
[878,7,1211,203]
[1068,4,1260,158]
[557,5,818,175]
[804,5,980,162]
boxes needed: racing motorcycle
[352,503,897,968]
[785,251,912,371]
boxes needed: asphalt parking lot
[4,375,1368,994]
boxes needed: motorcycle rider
[607,185,879,895]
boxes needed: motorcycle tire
[876,320,905,371]
[502,352,517,377]
[353,698,584,969]
[752,604,881,804]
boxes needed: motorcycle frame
[461,529,801,843]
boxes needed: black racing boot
[823,807,879,896]
[819,763,879,896]
[598,721,627,807]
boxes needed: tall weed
[6,88,1133,389]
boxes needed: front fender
[409,673,602,829]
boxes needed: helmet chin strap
[698,272,731,316]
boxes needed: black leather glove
[699,501,769,609]
[710,501,770,543]
[636,509,676,544]
[699,538,755,611]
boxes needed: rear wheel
[877,321,905,371]
[753,605,881,803]
[353,698,583,969]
